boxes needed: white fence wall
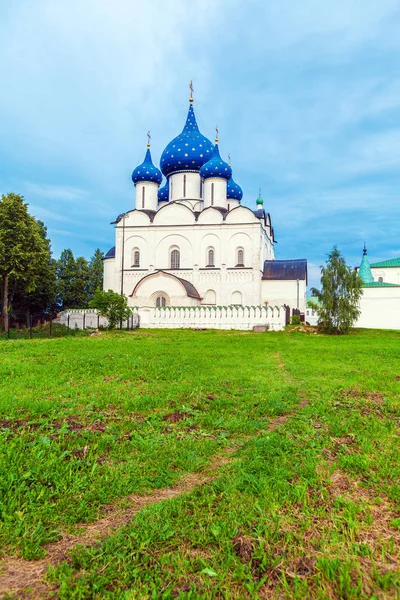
[60,305,286,331]
[140,305,285,330]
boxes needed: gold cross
[147,131,151,147]
[215,125,219,143]
[189,81,194,103]
[228,153,231,165]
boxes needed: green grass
[0,328,399,598]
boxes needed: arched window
[207,248,215,267]
[132,248,140,267]
[211,182,214,206]
[156,295,167,308]
[204,289,216,305]
[170,248,180,269]
[236,248,244,267]
[231,291,242,305]
[378,276,383,282]
[141,186,145,208]
[183,174,186,198]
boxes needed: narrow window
[133,250,140,267]
[183,174,186,198]
[156,296,167,308]
[171,249,180,269]
[207,248,215,267]
[378,277,383,282]
[227,203,230,211]
[141,186,145,208]
[211,182,214,206]
[237,248,244,267]
[170,178,173,200]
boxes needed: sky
[1,0,400,289]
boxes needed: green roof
[370,257,400,268]
[359,253,374,284]
[362,281,400,288]
[307,296,321,307]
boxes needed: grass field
[0,328,399,599]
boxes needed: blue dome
[160,104,213,176]
[158,179,169,202]
[132,147,162,185]
[199,142,232,181]
[227,174,243,201]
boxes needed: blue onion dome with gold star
[132,143,162,185]
[227,173,243,201]
[160,103,214,176]
[158,179,169,202]
[199,136,232,181]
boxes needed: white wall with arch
[155,234,193,270]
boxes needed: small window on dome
[132,248,140,267]
[207,248,215,267]
[236,248,244,267]
[170,248,180,269]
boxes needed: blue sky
[1,0,400,288]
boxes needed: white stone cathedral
[103,89,307,324]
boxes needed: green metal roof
[359,250,374,284]
[362,281,400,288]
[370,257,400,268]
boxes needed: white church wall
[103,258,115,291]
[227,199,240,211]
[133,272,200,307]
[124,211,151,226]
[153,202,196,225]
[155,233,194,270]
[356,288,400,329]
[370,267,400,285]
[228,231,253,267]
[108,204,274,311]
[123,235,149,270]
[197,207,224,224]
[225,206,259,224]
[135,182,158,211]
[200,233,220,268]
[261,279,306,312]
[169,172,201,201]
[203,179,227,209]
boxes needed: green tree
[11,220,57,315]
[87,248,104,299]
[56,249,77,309]
[72,256,90,307]
[89,288,132,329]
[311,246,363,334]
[0,193,48,331]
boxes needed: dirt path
[0,449,235,599]
[0,401,307,599]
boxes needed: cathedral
[103,87,307,326]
